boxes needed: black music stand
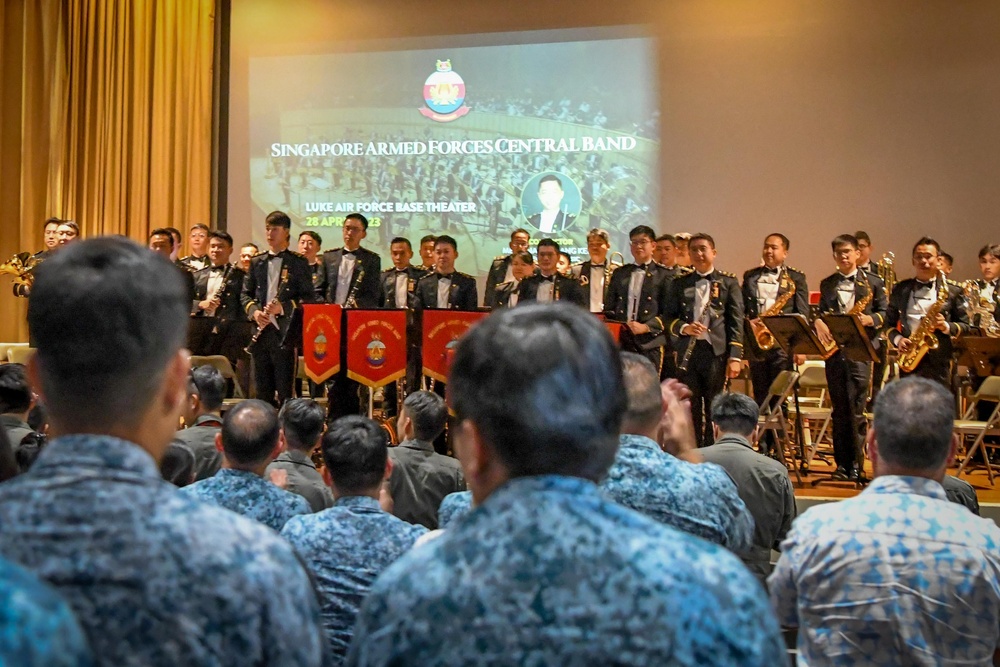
[956,337,1000,378]
[822,314,878,363]
[761,315,832,474]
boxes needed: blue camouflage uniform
[181,467,310,531]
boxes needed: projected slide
[247,31,659,278]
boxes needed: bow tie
[697,272,713,280]
[591,263,605,268]
[540,274,555,283]
[210,265,227,272]
[342,250,356,258]
[762,266,780,275]
[915,280,934,289]
[633,263,649,271]
[393,268,408,274]
[437,273,453,281]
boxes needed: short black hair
[345,212,369,230]
[654,234,676,245]
[912,236,941,256]
[766,233,790,251]
[537,239,560,254]
[450,303,626,481]
[628,225,656,243]
[190,365,225,412]
[831,234,859,251]
[241,242,259,252]
[435,235,458,252]
[208,230,233,247]
[190,224,210,233]
[402,391,447,442]
[298,230,322,246]
[265,211,291,229]
[620,352,661,429]
[219,400,280,466]
[873,377,954,470]
[0,364,32,414]
[44,217,63,229]
[940,252,953,266]
[511,251,534,264]
[279,398,325,452]
[149,228,175,249]
[980,244,1000,262]
[854,231,871,245]
[28,238,189,431]
[510,228,530,241]
[711,393,759,437]
[390,237,412,250]
[165,227,182,243]
[321,416,388,495]
[559,252,571,264]
[419,235,437,245]
[689,232,716,249]
[160,441,195,487]
[537,174,563,190]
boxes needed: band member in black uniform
[742,233,810,408]
[665,233,744,447]
[413,236,478,311]
[179,224,210,271]
[192,231,247,389]
[974,244,1000,324]
[416,235,436,272]
[855,230,896,406]
[493,251,534,309]
[149,228,195,303]
[814,234,888,481]
[571,228,622,314]
[11,217,63,298]
[237,242,259,272]
[381,237,428,409]
[604,225,673,382]
[518,239,586,307]
[484,228,530,308]
[885,237,971,389]
[240,211,315,407]
[322,213,384,420]
[297,230,324,301]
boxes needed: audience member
[0,237,325,665]
[0,363,36,452]
[182,399,309,531]
[0,555,93,665]
[437,489,473,528]
[700,392,796,583]
[941,473,981,515]
[266,398,333,512]
[173,365,225,480]
[160,441,196,487]
[13,432,47,474]
[283,416,427,662]
[600,352,754,552]
[346,303,784,665]
[770,377,1000,665]
[388,391,465,529]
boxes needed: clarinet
[208,264,232,334]
[678,301,710,373]
[345,266,365,308]
[245,269,289,353]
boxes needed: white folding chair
[955,376,1000,484]
[754,369,801,483]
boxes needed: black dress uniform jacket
[666,270,745,360]
[414,271,479,311]
[320,246,383,308]
[518,273,587,308]
[604,263,673,351]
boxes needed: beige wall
[228,0,1000,284]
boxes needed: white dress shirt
[627,267,645,321]
[835,271,857,313]
[589,265,606,313]
[334,252,357,305]
[437,275,452,308]
[394,272,408,308]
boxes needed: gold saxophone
[0,252,43,294]
[847,270,873,317]
[751,274,795,351]
[897,272,949,373]
[964,280,1000,338]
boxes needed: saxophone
[847,270,873,317]
[751,273,795,351]
[0,252,44,295]
[964,280,1000,338]
[897,272,949,373]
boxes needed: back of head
[28,238,189,432]
[321,416,388,495]
[402,391,447,443]
[220,400,280,467]
[710,393,759,438]
[449,302,626,481]
[190,365,226,413]
[619,352,661,434]
[160,441,196,487]
[0,364,32,414]
[873,377,953,472]
[278,398,325,451]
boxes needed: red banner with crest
[421,309,488,383]
[345,309,408,388]
[302,304,342,384]
[592,313,623,344]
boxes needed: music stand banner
[422,310,488,383]
[302,304,342,384]
[346,309,408,388]
[593,313,624,344]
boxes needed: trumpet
[245,268,289,353]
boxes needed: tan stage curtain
[0,0,214,342]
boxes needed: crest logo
[419,59,469,122]
[366,332,387,367]
[312,330,328,361]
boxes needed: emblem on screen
[419,60,470,122]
